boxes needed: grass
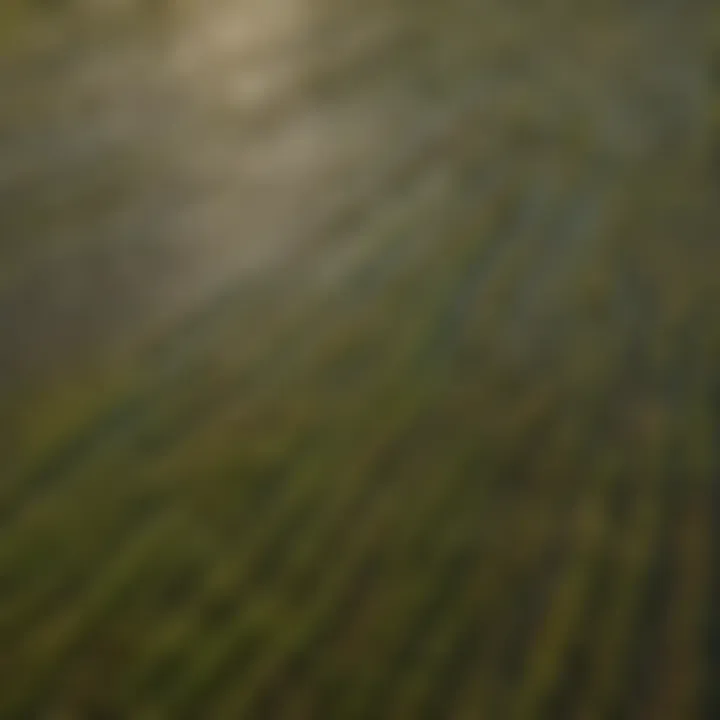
[1,1,719,717]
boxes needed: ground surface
[1,1,719,717]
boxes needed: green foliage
[1,1,718,717]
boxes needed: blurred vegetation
[0,1,719,718]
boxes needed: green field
[1,1,719,717]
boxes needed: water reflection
[1,1,434,384]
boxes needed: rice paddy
[1,1,719,717]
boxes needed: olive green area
[1,1,719,717]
